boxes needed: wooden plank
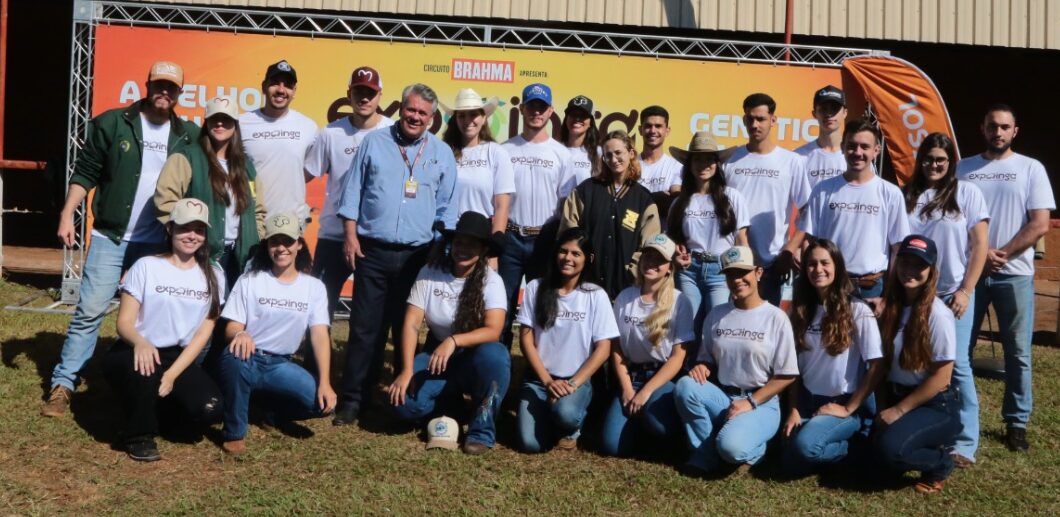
[699,0,720,30]
[810,0,828,36]
[1028,0,1047,48]
[828,0,847,37]
[973,0,993,45]
[753,0,774,33]
[847,0,866,38]
[992,0,1010,46]
[920,0,939,43]
[1,246,64,276]
[717,0,738,30]
[865,0,885,39]
[1046,0,1060,49]
[938,0,957,43]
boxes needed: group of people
[40,59,1052,494]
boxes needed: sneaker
[951,453,975,468]
[222,439,246,455]
[914,479,945,494]
[554,437,578,451]
[1006,427,1030,452]
[126,440,161,462]
[41,385,72,417]
[332,406,358,427]
[462,442,490,456]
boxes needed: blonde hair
[635,255,678,348]
[602,130,642,184]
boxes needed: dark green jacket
[69,99,200,243]
[154,146,265,269]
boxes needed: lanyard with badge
[397,138,428,198]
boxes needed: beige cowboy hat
[670,131,736,163]
[440,88,499,116]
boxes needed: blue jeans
[676,257,729,355]
[673,377,781,471]
[516,379,593,453]
[219,349,324,440]
[946,290,980,460]
[392,341,511,447]
[783,389,868,472]
[600,367,681,457]
[875,385,961,482]
[970,274,1034,428]
[50,238,164,391]
[498,231,552,347]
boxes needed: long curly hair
[162,222,221,319]
[667,155,736,242]
[427,235,492,334]
[904,132,960,219]
[790,239,855,355]
[880,257,941,374]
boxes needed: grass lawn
[2,277,1059,515]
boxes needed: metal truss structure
[61,0,880,308]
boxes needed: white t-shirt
[797,301,883,397]
[454,141,516,218]
[612,287,696,364]
[795,141,847,189]
[699,302,799,390]
[221,270,330,356]
[957,153,1055,276]
[638,153,683,194]
[305,115,394,241]
[502,136,575,227]
[888,297,956,386]
[217,159,239,245]
[908,182,991,295]
[567,145,596,186]
[239,108,318,217]
[799,175,910,276]
[121,256,225,348]
[406,265,508,339]
[723,146,810,265]
[681,187,750,255]
[516,279,620,378]
[123,114,170,243]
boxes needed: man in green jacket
[42,61,201,418]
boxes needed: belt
[507,222,542,236]
[360,236,429,251]
[719,384,755,397]
[253,349,292,359]
[627,361,664,372]
[850,270,885,288]
[690,251,720,263]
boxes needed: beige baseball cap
[425,416,459,450]
[205,96,239,120]
[720,245,757,272]
[170,198,210,227]
[148,61,184,86]
[264,213,301,240]
[641,233,676,261]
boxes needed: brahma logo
[451,59,515,83]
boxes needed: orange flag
[841,55,958,186]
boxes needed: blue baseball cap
[522,83,552,105]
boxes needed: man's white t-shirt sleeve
[492,144,517,196]
[886,185,912,246]
[304,130,329,178]
[790,156,812,209]
[731,188,751,230]
[1028,160,1057,210]
[589,288,621,342]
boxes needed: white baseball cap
[170,198,210,226]
[204,96,239,121]
[641,233,677,261]
[425,416,459,450]
[264,212,302,240]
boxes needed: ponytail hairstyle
[634,249,678,348]
[790,239,855,355]
[600,130,642,184]
[535,227,598,330]
[427,233,492,334]
[667,153,736,241]
[879,257,941,374]
[904,132,960,219]
[249,236,314,274]
[442,108,496,160]
[200,119,251,215]
[561,110,601,178]
[163,222,220,319]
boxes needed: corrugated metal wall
[147,0,1060,49]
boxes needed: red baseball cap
[349,66,382,91]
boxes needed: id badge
[404,179,418,198]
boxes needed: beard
[987,140,1012,154]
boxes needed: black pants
[338,238,429,414]
[312,238,352,321]
[103,341,223,444]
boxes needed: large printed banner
[91,25,840,253]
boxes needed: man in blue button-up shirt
[333,83,457,424]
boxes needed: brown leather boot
[41,386,72,417]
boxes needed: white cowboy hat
[440,88,499,116]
